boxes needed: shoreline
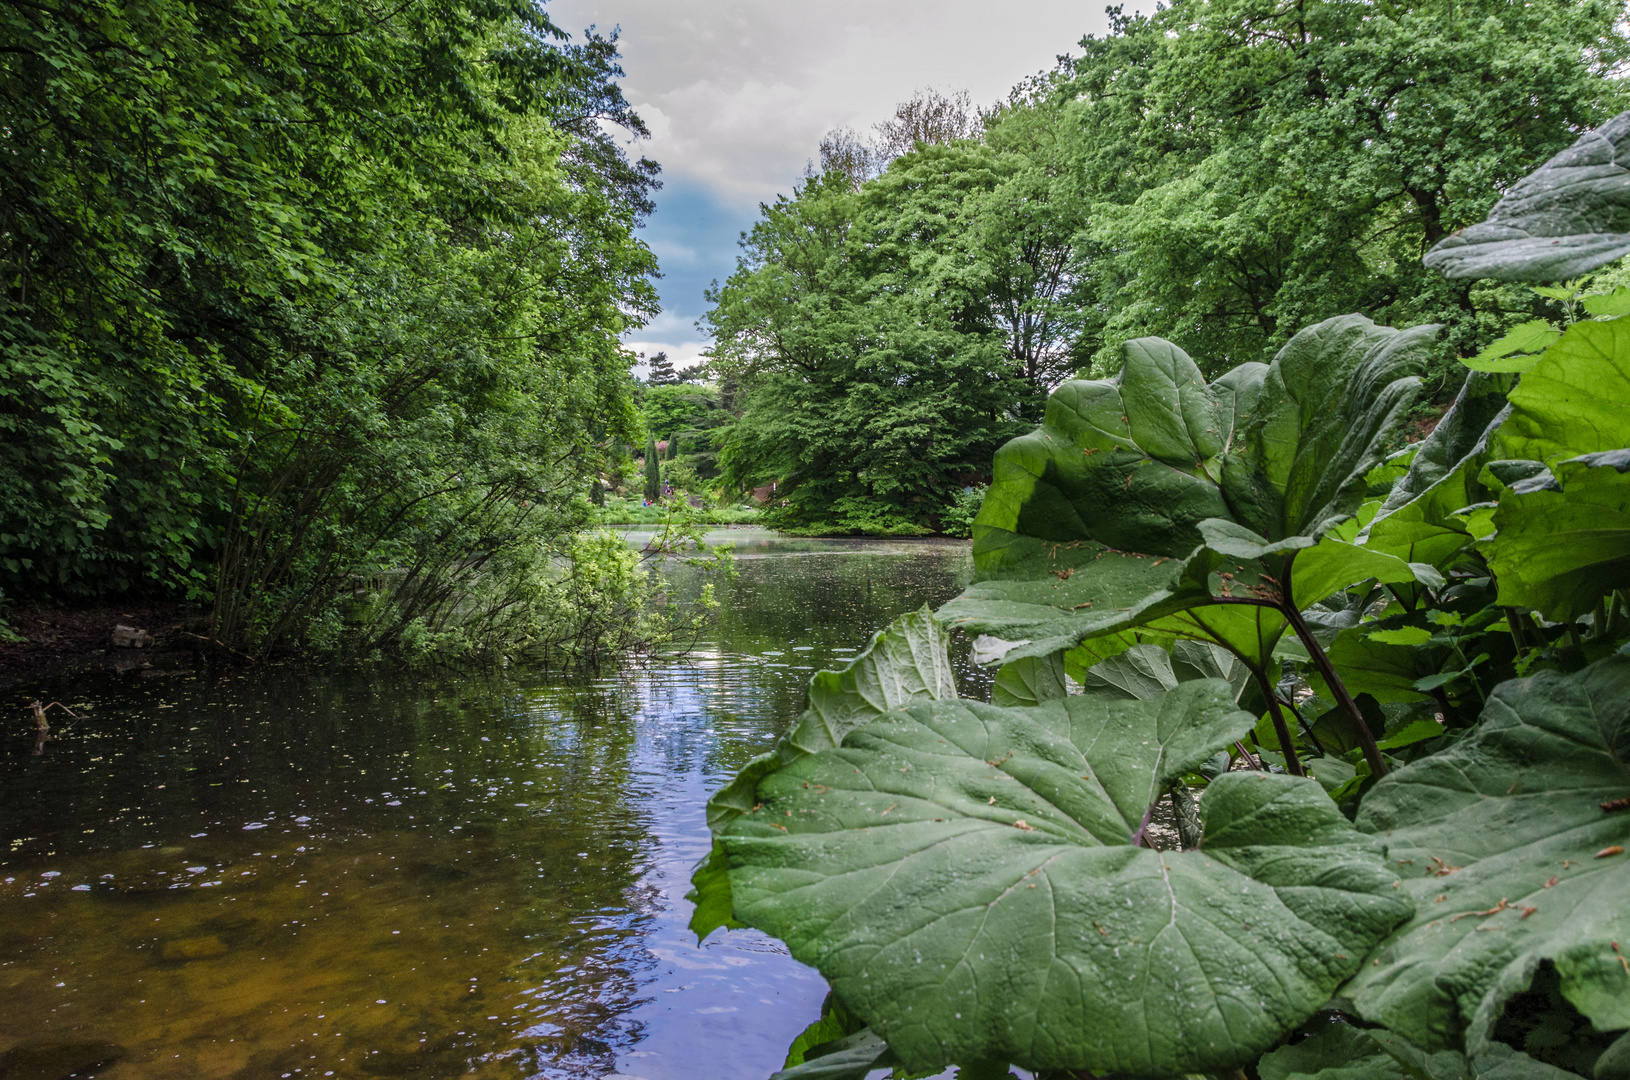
[0,602,197,691]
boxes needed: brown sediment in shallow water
[0,833,621,1080]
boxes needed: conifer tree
[646,351,677,385]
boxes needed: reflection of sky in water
[0,537,979,1079]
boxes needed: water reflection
[1,535,976,1079]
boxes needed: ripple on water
[0,538,977,1079]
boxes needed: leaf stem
[1249,664,1305,777]
[1282,552,1388,779]
[1281,601,1387,778]
[1130,801,1159,848]
[1504,606,1530,651]
[1282,693,1327,756]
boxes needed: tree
[1059,0,1630,378]
[1,0,660,655]
[643,384,722,440]
[645,350,678,385]
[704,171,1025,534]
[872,87,981,160]
[643,432,661,502]
[817,127,881,191]
[814,87,983,191]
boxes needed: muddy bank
[0,603,197,688]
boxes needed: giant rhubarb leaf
[1422,112,1630,283]
[1485,450,1630,622]
[1363,371,1512,572]
[689,607,955,940]
[1344,658,1630,1054]
[716,682,1410,1075]
[940,314,1432,667]
[1490,317,1630,468]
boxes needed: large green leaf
[1492,317,1630,467]
[1324,630,1431,704]
[1486,449,1630,621]
[1259,1021,1420,1080]
[1073,640,1249,705]
[770,1029,893,1080]
[944,315,1431,665]
[690,607,955,940]
[705,605,956,834]
[1257,1019,1582,1080]
[990,652,1069,707]
[718,690,1410,1076]
[1345,658,1630,1053]
[1220,315,1434,542]
[1422,112,1630,282]
[1364,372,1512,571]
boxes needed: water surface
[1,534,976,1080]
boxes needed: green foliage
[591,496,759,526]
[708,614,1408,1076]
[1347,659,1630,1053]
[703,162,1042,534]
[1,0,664,663]
[643,384,724,441]
[644,433,662,503]
[939,485,986,539]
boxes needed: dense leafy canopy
[1065,0,1629,373]
[1,0,660,657]
[703,165,1032,534]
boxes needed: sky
[544,0,1114,374]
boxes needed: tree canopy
[701,0,1629,533]
[1,0,660,653]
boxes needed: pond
[0,531,980,1080]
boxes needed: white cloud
[545,0,1116,350]
[549,0,1110,206]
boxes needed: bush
[939,485,985,538]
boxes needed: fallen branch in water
[29,699,82,755]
